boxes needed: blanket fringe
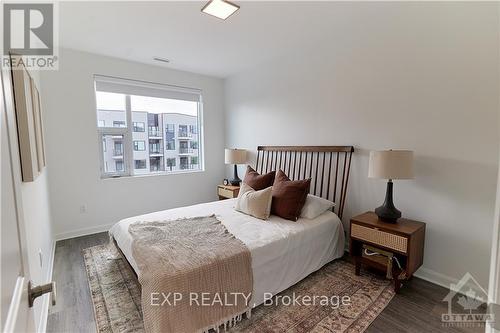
[199,307,252,333]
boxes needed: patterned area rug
[83,243,395,333]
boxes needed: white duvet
[109,198,345,307]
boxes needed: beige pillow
[235,183,273,220]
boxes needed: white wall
[40,49,226,239]
[225,3,499,288]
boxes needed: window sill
[100,168,205,181]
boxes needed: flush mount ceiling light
[201,0,240,20]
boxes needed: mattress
[109,198,345,307]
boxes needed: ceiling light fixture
[153,57,170,64]
[201,0,239,20]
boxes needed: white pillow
[235,183,273,220]
[300,194,335,219]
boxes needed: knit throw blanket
[129,215,253,333]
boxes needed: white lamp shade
[368,150,414,180]
[225,149,247,165]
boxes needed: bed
[110,198,345,307]
[109,145,354,330]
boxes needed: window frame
[113,120,126,128]
[133,121,145,132]
[134,159,147,169]
[133,140,146,151]
[95,75,204,179]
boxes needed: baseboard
[414,266,456,290]
[37,240,56,333]
[414,266,488,302]
[54,223,114,241]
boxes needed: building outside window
[166,158,176,171]
[178,125,189,137]
[134,159,146,169]
[114,142,123,156]
[180,157,189,170]
[166,139,175,150]
[133,122,145,132]
[150,157,163,172]
[95,75,203,178]
[150,142,162,154]
[133,141,146,151]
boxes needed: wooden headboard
[255,146,354,219]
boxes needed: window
[134,159,146,169]
[133,122,145,132]
[178,125,189,137]
[113,120,126,128]
[191,156,198,165]
[166,139,175,150]
[133,140,146,151]
[149,142,162,154]
[95,75,203,178]
[114,141,123,156]
[166,158,176,171]
[116,160,124,171]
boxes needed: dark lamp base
[375,180,402,223]
[375,205,401,223]
[229,178,241,186]
[230,164,242,186]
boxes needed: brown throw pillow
[243,166,275,191]
[271,170,311,221]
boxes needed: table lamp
[225,148,247,186]
[368,150,414,222]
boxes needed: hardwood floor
[47,233,483,333]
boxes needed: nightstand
[217,185,240,200]
[350,212,425,292]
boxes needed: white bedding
[109,198,345,307]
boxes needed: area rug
[83,243,395,333]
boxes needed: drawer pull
[351,224,407,253]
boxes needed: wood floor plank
[47,232,483,333]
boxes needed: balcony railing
[149,145,163,154]
[150,166,165,172]
[149,127,161,137]
[180,164,196,170]
[179,148,194,154]
[113,149,123,156]
[177,131,192,138]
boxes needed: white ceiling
[60,1,388,78]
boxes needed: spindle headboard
[255,146,354,219]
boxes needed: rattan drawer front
[351,223,408,253]
[218,187,235,198]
